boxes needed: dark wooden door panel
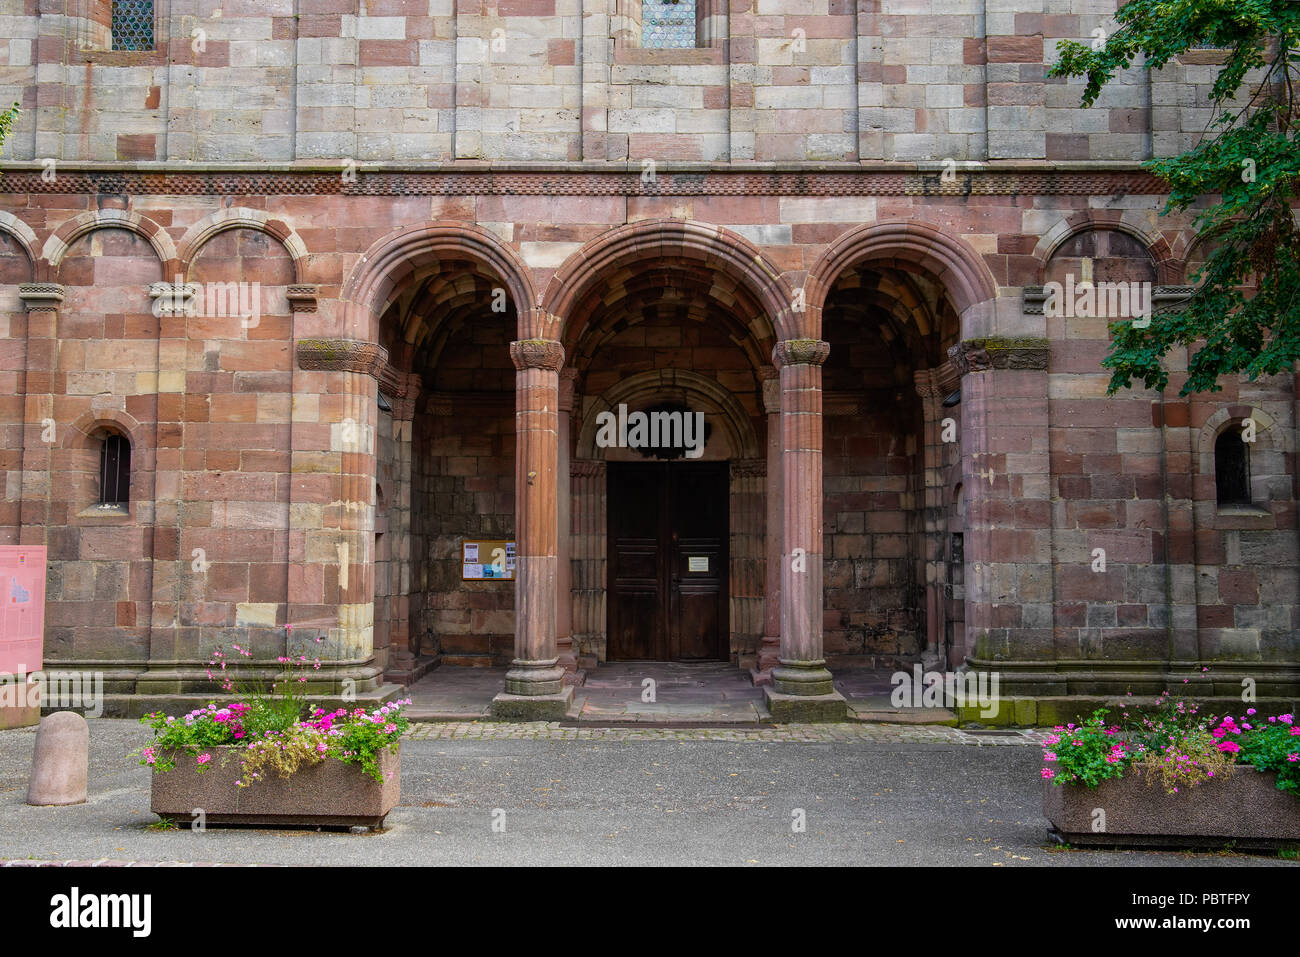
[608,461,728,662]
[669,463,728,660]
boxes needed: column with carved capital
[555,367,579,678]
[491,339,575,718]
[766,340,848,720]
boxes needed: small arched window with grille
[1214,424,1251,506]
[100,433,131,507]
[112,1,155,52]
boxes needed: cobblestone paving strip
[402,721,1048,745]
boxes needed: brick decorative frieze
[949,337,1050,374]
[296,338,390,379]
[510,339,566,372]
[0,168,1171,198]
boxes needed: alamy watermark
[0,667,104,718]
[593,403,706,459]
[151,275,261,328]
[890,665,999,718]
[1043,274,1152,327]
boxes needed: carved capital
[18,283,65,312]
[286,284,318,313]
[296,338,391,380]
[510,339,565,372]
[773,339,830,368]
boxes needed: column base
[771,659,836,696]
[490,686,575,721]
[503,658,566,696]
[763,686,848,723]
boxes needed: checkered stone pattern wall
[0,0,1270,164]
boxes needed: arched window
[99,433,131,507]
[1214,425,1251,506]
[112,1,155,52]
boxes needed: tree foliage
[1050,0,1300,395]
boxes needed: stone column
[913,363,960,671]
[766,339,847,721]
[381,371,422,684]
[754,366,782,683]
[288,338,390,702]
[15,284,64,543]
[570,459,606,667]
[556,368,578,678]
[491,339,575,719]
[953,337,1055,723]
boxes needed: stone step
[85,684,407,720]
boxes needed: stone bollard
[27,711,89,806]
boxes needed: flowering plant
[139,637,410,785]
[1041,692,1299,797]
[1039,710,1131,787]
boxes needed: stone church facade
[0,1,1296,720]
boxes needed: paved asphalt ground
[0,719,1295,867]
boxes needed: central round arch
[539,219,797,344]
[577,368,761,460]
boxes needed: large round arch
[539,218,797,344]
[805,219,999,336]
[340,221,538,343]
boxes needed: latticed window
[112,0,155,52]
[642,0,697,49]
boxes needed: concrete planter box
[1043,767,1300,850]
[151,745,400,830]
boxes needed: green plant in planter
[1040,710,1131,787]
[138,636,410,785]
[1213,711,1300,795]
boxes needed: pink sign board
[0,545,46,675]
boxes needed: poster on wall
[0,546,47,674]
[462,541,515,581]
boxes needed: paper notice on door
[688,556,709,572]
[463,543,479,563]
[463,563,483,579]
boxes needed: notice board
[462,540,515,580]
[0,545,47,675]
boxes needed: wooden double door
[607,461,729,661]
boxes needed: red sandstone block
[548,38,575,65]
[359,40,417,66]
[987,36,1042,63]
[1218,569,1259,605]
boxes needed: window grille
[112,0,155,52]
[100,434,131,506]
[642,0,696,49]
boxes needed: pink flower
[1287,754,1299,763]
[1043,752,1057,762]
[197,753,211,765]
[1217,741,1241,754]
[1246,708,1256,716]
[1041,769,1054,779]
